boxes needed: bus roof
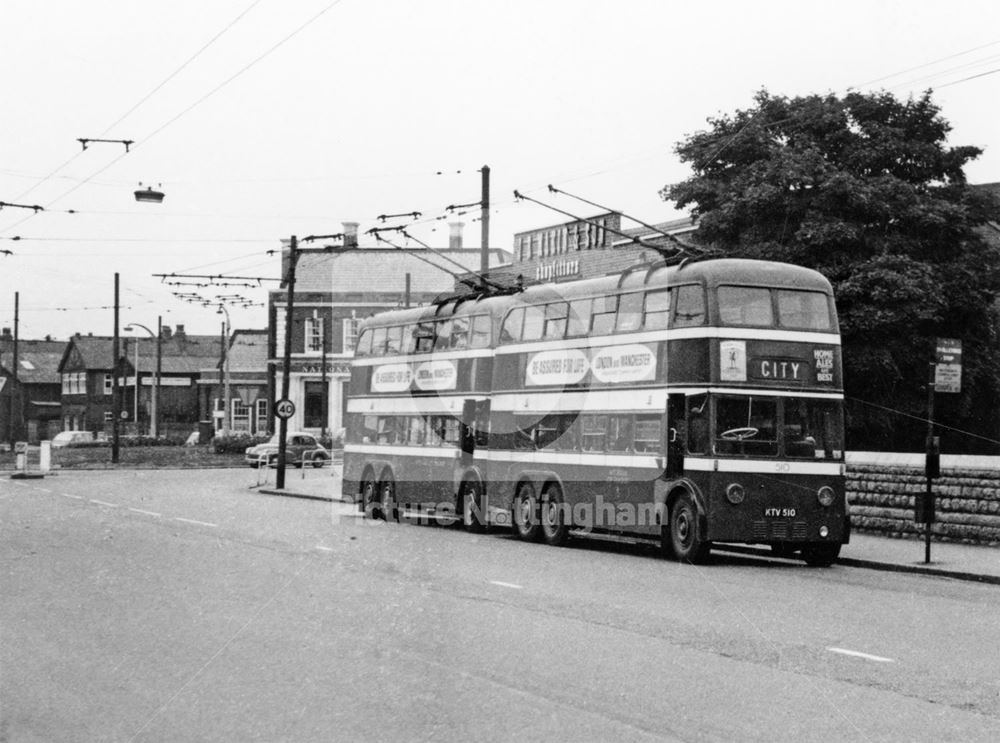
[514,257,833,304]
[360,258,833,329]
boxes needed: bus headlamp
[725,482,746,505]
[817,486,835,507]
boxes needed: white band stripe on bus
[495,326,840,355]
[490,387,843,413]
[348,387,843,415]
[352,348,494,366]
[342,444,843,476]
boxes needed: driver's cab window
[715,396,777,456]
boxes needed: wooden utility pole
[276,236,297,490]
[112,274,120,464]
[480,165,490,288]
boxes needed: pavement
[248,463,1000,586]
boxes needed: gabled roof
[225,329,268,372]
[0,340,65,384]
[121,334,223,374]
[59,335,115,373]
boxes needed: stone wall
[847,454,1000,546]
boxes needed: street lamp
[123,321,160,437]
[216,305,231,437]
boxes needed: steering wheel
[720,426,759,441]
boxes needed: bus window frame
[470,314,492,348]
[672,284,706,328]
[615,292,644,333]
[717,285,774,327]
[643,288,671,330]
[775,289,833,331]
[566,297,592,338]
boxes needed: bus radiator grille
[752,521,809,540]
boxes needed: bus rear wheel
[380,474,398,523]
[802,542,840,567]
[667,493,711,564]
[461,479,485,533]
[361,475,379,519]
[512,482,541,542]
[540,484,570,547]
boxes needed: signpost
[275,399,295,419]
[917,339,963,564]
[934,338,962,393]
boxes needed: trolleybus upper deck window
[673,285,706,327]
[355,329,373,357]
[776,289,832,330]
[718,286,773,326]
[470,314,491,348]
[644,289,671,330]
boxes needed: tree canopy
[663,89,1000,452]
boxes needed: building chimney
[1,327,10,340]
[161,325,172,340]
[342,222,359,248]
[175,324,185,337]
[449,222,465,249]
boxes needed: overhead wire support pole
[481,165,490,289]
[513,190,680,260]
[276,235,297,490]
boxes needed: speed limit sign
[275,399,296,419]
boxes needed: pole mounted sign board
[275,398,296,420]
[934,338,962,393]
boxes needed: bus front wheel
[667,493,711,563]
[512,482,541,542]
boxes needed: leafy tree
[663,89,1000,452]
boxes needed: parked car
[245,432,329,468]
[50,430,95,448]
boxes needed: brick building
[58,326,222,437]
[0,332,64,444]
[198,328,270,435]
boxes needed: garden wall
[846,452,1000,546]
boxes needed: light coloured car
[50,430,95,448]
[245,432,329,468]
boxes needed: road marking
[315,545,334,552]
[489,580,523,590]
[174,517,217,528]
[61,493,84,500]
[90,499,119,508]
[827,647,895,663]
[129,508,161,518]
[36,487,53,493]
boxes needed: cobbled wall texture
[847,465,1000,546]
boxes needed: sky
[2,0,999,341]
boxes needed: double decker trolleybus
[343,258,849,566]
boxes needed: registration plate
[764,507,797,518]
